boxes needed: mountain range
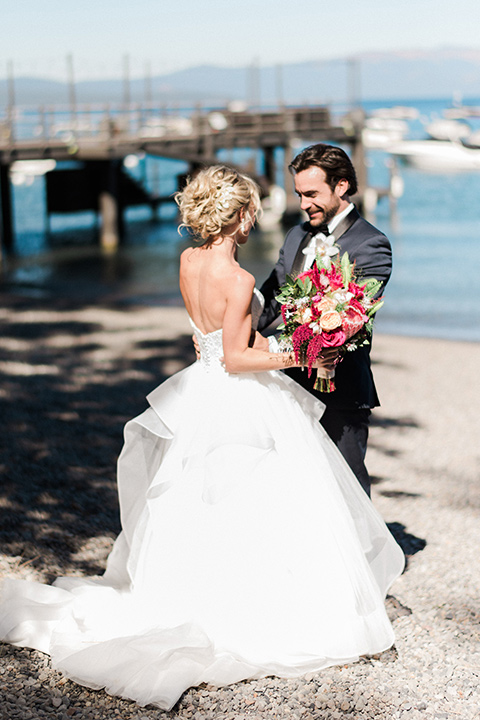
[1,47,480,108]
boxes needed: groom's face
[294,166,349,228]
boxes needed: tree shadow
[369,413,422,481]
[0,290,195,581]
[370,415,420,430]
[387,521,427,570]
[371,356,405,370]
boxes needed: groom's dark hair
[289,143,358,196]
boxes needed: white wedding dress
[0,290,404,710]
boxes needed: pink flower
[321,328,346,347]
[341,307,366,340]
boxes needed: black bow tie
[311,222,329,236]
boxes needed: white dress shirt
[301,203,354,272]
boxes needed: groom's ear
[335,178,350,199]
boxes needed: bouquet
[275,240,384,392]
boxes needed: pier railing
[0,103,353,162]
[0,102,369,256]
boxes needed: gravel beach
[0,279,479,720]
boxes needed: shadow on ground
[0,290,195,581]
[1,285,428,582]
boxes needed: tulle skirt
[0,361,404,710]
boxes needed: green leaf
[341,252,352,285]
[363,278,382,296]
[368,299,384,316]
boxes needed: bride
[0,166,404,711]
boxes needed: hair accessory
[215,184,234,211]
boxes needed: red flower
[281,303,294,325]
[306,333,325,376]
[327,266,344,290]
[292,324,313,362]
[311,262,322,289]
[297,269,314,282]
[350,298,367,315]
[349,281,364,300]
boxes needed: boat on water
[462,129,480,149]
[388,139,480,172]
[370,106,419,121]
[362,117,409,149]
[424,118,471,142]
[361,105,417,149]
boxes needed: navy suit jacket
[258,208,392,410]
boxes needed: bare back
[179,246,254,335]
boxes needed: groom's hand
[192,334,201,360]
[313,347,340,371]
[251,331,269,351]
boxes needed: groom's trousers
[319,406,371,497]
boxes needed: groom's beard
[307,196,341,228]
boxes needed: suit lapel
[329,207,360,244]
[290,229,312,278]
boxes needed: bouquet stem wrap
[314,367,336,393]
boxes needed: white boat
[258,185,287,229]
[388,139,480,172]
[139,116,193,138]
[462,129,480,148]
[424,118,471,142]
[444,105,480,119]
[362,117,409,149]
[370,106,419,121]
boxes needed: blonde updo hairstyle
[175,165,261,244]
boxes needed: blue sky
[2,0,480,80]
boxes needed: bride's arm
[222,272,300,373]
[222,273,338,374]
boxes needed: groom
[257,144,392,496]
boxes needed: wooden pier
[0,103,369,255]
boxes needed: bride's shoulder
[225,267,255,303]
[228,266,255,287]
[180,247,197,264]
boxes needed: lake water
[2,97,480,342]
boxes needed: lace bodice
[189,288,264,371]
